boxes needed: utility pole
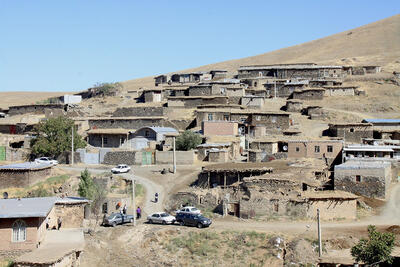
[173,136,176,173]
[132,178,136,226]
[71,125,74,165]
[317,208,322,257]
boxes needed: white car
[175,206,201,215]
[111,164,131,174]
[147,212,176,225]
[35,157,58,165]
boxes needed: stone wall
[102,151,140,165]
[0,167,52,189]
[292,90,324,100]
[286,101,303,112]
[54,204,86,228]
[8,104,65,116]
[112,107,164,117]
[155,150,195,165]
[250,114,290,131]
[168,96,229,108]
[88,118,164,129]
[329,125,373,143]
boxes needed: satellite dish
[283,145,288,151]
[3,192,8,199]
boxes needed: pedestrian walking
[136,206,141,219]
[57,217,62,230]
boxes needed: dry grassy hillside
[122,14,400,91]
[0,92,65,110]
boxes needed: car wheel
[112,222,117,227]
[149,219,153,224]
[197,223,203,229]
[162,221,166,225]
[179,221,185,226]
[129,218,133,223]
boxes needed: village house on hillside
[327,123,373,143]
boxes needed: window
[356,175,361,182]
[314,146,320,153]
[254,82,258,87]
[12,220,26,242]
[102,203,108,214]
[103,137,108,144]
[223,115,229,121]
[274,203,279,212]
[295,147,300,152]
[208,114,213,121]
[327,145,333,153]
[349,128,354,133]
[220,87,226,95]
[145,130,150,137]
[256,115,261,121]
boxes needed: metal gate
[0,146,5,161]
[84,152,100,165]
[141,151,154,165]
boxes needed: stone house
[241,95,265,109]
[237,63,343,80]
[142,89,163,103]
[132,127,178,151]
[170,72,212,83]
[292,88,325,100]
[0,116,40,135]
[0,197,56,252]
[244,88,266,97]
[209,70,228,80]
[240,77,271,90]
[328,123,374,143]
[87,116,166,130]
[288,139,343,160]
[208,149,229,163]
[247,111,291,133]
[249,140,279,154]
[308,79,342,87]
[53,197,90,228]
[334,160,392,199]
[285,100,303,112]
[362,119,400,138]
[202,121,238,136]
[8,104,66,116]
[343,65,382,75]
[323,86,357,96]
[304,106,325,120]
[167,96,229,108]
[0,162,52,190]
[264,80,309,98]
[196,109,238,127]
[154,74,170,86]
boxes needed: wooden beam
[208,172,210,189]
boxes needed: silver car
[147,212,176,225]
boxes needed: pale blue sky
[0,1,398,92]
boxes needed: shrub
[175,130,202,151]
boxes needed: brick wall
[0,217,39,251]
[202,121,238,136]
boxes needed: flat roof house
[328,123,373,143]
[288,139,343,160]
[0,162,53,189]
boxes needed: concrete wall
[155,150,195,165]
[0,168,52,189]
[288,141,343,159]
[334,165,391,199]
[202,121,238,136]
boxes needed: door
[0,146,5,161]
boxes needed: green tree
[175,130,202,151]
[78,169,96,200]
[351,225,395,265]
[93,82,122,96]
[30,116,86,158]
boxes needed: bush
[175,130,202,151]
[92,82,122,96]
[351,225,395,265]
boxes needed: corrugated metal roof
[362,119,400,124]
[0,162,53,171]
[0,197,57,218]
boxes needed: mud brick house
[240,77,271,90]
[202,121,238,136]
[328,123,373,143]
[292,88,325,100]
[154,74,170,86]
[167,96,229,108]
[209,70,228,80]
[0,197,56,252]
[154,72,212,86]
[196,108,238,127]
[8,104,66,116]
[308,79,342,87]
[245,111,291,134]
[334,160,392,199]
[362,119,400,139]
[142,89,163,103]
[0,162,52,189]
[288,139,343,161]
[87,128,131,148]
[112,106,165,117]
[343,144,400,161]
[241,95,265,109]
[264,79,309,98]
[323,85,357,96]
[0,115,41,135]
[304,106,325,120]
[197,143,231,162]
[237,63,343,80]
[244,88,266,97]
[285,100,303,112]
[53,197,89,228]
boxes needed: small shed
[197,143,231,161]
[0,162,53,189]
[241,95,265,109]
[208,148,229,163]
[292,88,325,100]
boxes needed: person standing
[46,217,50,230]
[123,204,127,215]
[57,217,62,230]
[136,206,141,220]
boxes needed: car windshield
[191,208,198,211]
[160,213,169,217]
[194,215,205,219]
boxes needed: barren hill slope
[122,14,400,91]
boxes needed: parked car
[175,213,212,228]
[102,213,134,227]
[147,212,176,225]
[34,157,58,165]
[175,206,201,215]
[111,164,131,174]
